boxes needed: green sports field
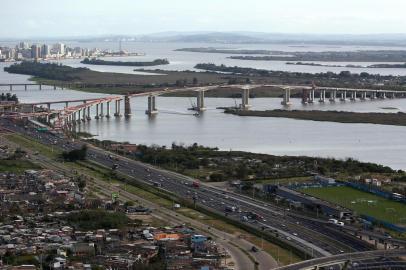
[299,186,406,225]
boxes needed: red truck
[192,181,200,188]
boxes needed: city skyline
[2,0,406,38]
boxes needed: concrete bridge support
[319,89,326,103]
[82,108,86,122]
[196,91,206,111]
[65,102,69,108]
[281,88,292,105]
[106,102,111,118]
[241,88,251,109]
[95,104,100,119]
[340,91,347,101]
[381,92,386,99]
[350,91,357,101]
[114,100,121,117]
[309,89,315,103]
[54,85,57,90]
[24,85,27,91]
[360,91,366,100]
[77,110,81,123]
[100,103,104,118]
[9,84,12,91]
[329,90,336,102]
[124,95,132,117]
[146,95,158,115]
[86,107,91,121]
[39,84,42,90]
[370,91,377,99]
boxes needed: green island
[81,57,169,67]
[287,62,406,69]
[177,47,406,62]
[5,62,406,96]
[224,109,406,127]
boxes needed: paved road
[274,249,406,270]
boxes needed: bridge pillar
[124,95,132,117]
[196,90,206,111]
[281,88,292,106]
[329,90,336,102]
[39,84,42,90]
[309,89,315,103]
[145,95,158,115]
[65,102,69,108]
[381,92,386,99]
[86,107,91,121]
[319,89,325,103]
[241,88,251,109]
[9,84,12,91]
[47,103,51,111]
[95,104,100,119]
[114,100,121,117]
[106,102,111,118]
[77,110,81,123]
[370,91,376,99]
[54,85,57,90]
[350,91,356,101]
[82,108,86,122]
[24,85,27,91]
[100,103,104,118]
[340,91,347,101]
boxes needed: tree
[62,145,87,161]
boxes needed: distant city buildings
[0,41,139,62]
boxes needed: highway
[273,249,406,270]
[2,120,378,258]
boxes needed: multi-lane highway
[3,119,405,269]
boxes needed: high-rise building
[19,42,29,50]
[54,43,65,55]
[41,44,50,58]
[31,44,41,59]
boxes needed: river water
[1,42,406,169]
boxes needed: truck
[225,206,237,212]
[192,181,200,188]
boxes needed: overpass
[274,249,406,270]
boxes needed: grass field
[0,159,41,173]
[300,186,406,225]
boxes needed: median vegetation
[224,109,406,127]
[81,57,169,67]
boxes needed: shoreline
[224,109,406,127]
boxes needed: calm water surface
[1,42,406,169]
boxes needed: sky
[1,0,406,38]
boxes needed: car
[251,246,258,252]
[292,233,298,236]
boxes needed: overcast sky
[2,0,406,38]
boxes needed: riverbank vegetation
[224,109,406,127]
[85,140,397,182]
[81,57,169,67]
